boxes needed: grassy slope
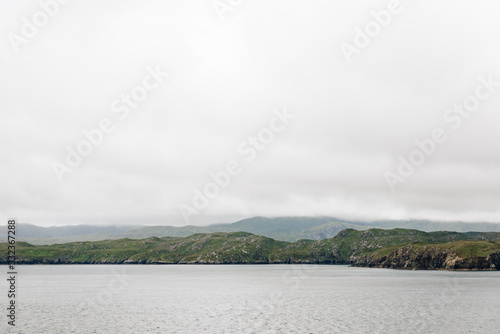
[1,229,499,269]
[0,232,328,264]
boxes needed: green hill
[2,228,500,269]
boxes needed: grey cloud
[1,0,499,226]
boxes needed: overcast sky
[1,0,500,227]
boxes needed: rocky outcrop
[351,245,500,270]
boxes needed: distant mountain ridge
[120,217,373,241]
[0,224,142,244]
[2,216,500,245]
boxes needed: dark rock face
[10,256,347,265]
[351,247,500,270]
[488,252,500,269]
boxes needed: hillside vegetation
[2,228,500,270]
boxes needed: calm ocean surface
[2,265,499,333]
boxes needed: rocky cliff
[350,241,500,270]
